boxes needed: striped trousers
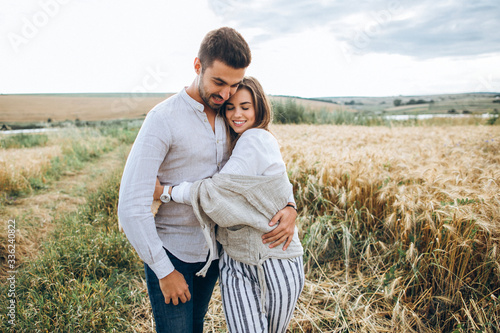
[219,251,305,333]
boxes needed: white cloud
[0,0,499,97]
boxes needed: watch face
[160,194,170,203]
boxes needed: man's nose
[220,86,231,100]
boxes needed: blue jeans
[144,249,219,333]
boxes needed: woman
[155,77,304,332]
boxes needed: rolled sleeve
[171,181,193,205]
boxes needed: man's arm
[118,109,189,305]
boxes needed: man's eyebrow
[213,77,242,87]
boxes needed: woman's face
[225,88,256,134]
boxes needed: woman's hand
[262,204,297,251]
[153,178,163,200]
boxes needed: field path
[0,146,126,274]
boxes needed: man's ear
[194,57,202,75]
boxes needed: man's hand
[262,204,297,251]
[159,270,191,305]
[153,178,163,200]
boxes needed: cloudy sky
[1,0,499,97]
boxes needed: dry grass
[2,123,498,332]
[0,128,128,279]
[0,128,119,197]
[127,124,500,332]
[0,145,61,195]
[0,94,173,122]
[269,124,499,332]
[0,147,128,279]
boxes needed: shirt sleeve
[117,109,175,279]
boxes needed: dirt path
[0,145,127,273]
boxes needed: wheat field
[1,123,499,332]
[275,125,500,332]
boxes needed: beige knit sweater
[190,171,304,309]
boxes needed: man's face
[197,59,246,110]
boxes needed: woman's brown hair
[221,76,274,152]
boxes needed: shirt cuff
[148,254,175,280]
[172,181,193,205]
[287,192,295,205]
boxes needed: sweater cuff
[148,254,175,280]
[172,181,193,205]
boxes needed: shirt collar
[180,87,205,113]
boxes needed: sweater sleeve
[222,129,296,205]
[221,129,282,176]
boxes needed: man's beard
[198,76,224,110]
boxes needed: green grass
[0,125,140,201]
[272,99,388,126]
[0,171,147,332]
[271,99,500,126]
[0,133,49,149]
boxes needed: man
[118,27,297,332]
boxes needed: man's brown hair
[198,27,252,71]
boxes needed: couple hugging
[118,27,304,333]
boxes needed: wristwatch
[160,186,171,203]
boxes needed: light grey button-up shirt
[118,88,229,279]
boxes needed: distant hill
[269,95,350,113]
[0,92,349,123]
[0,93,174,123]
[1,92,498,123]
[316,92,500,115]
